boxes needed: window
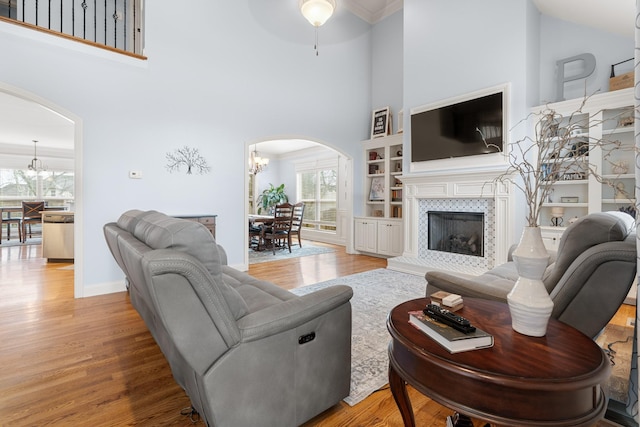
[0,169,74,208]
[297,162,338,233]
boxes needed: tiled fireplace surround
[387,169,513,277]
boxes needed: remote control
[424,304,476,333]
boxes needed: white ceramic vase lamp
[507,226,554,337]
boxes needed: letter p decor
[556,53,596,101]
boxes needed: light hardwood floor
[0,242,630,426]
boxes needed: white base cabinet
[354,217,403,257]
[540,226,564,252]
[354,218,378,253]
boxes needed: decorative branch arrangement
[486,94,636,227]
[166,146,211,175]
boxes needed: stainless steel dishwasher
[42,211,74,261]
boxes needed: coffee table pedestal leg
[389,363,416,427]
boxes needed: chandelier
[299,0,336,55]
[249,145,269,175]
[27,140,47,172]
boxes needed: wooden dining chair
[289,202,305,248]
[248,220,263,250]
[263,203,293,254]
[21,201,45,242]
[1,209,22,243]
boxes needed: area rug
[292,269,638,408]
[596,319,635,404]
[0,237,41,247]
[248,241,336,264]
[291,268,426,406]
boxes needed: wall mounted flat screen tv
[411,90,504,162]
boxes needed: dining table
[1,205,68,215]
[1,205,68,241]
[248,214,274,251]
[248,214,274,224]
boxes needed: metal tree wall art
[165,146,211,175]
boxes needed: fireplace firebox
[428,211,484,257]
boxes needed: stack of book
[430,291,463,312]
[408,310,493,353]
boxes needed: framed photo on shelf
[369,177,385,201]
[371,107,391,138]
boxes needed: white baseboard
[81,280,126,297]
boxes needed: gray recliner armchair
[425,211,637,339]
[104,210,353,426]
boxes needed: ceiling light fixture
[249,144,269,175]
[299,0,336,56]
[27,140,47,172]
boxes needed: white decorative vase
[507,226,554,337]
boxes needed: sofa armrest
[549,241,636,338]
[426,270,513,302]
[237,285,353,342]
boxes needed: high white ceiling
[532,0,634,39]
[1,0,635,155]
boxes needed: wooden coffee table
[387,298,610,427]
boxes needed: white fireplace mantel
[387,168,513,276]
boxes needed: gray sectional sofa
[104,210,353,426]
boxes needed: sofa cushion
[133,211,249,319]
[117,209,155,233]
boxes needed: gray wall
[539,14,634,104]
[0,0,634,295]
[0,1,372,294]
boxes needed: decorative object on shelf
[257,183,288,215]
[560,196,579,203]
[547,188,554,203]
[612,160,629,174]
[561,172,584,180]
[507,227,554,337]
[618,115,634,127]
[371,107,392,139]
[568,140,589,157]
[570,127,584,137]
[27,140,47,172]
[550,207,564,226]
[298,0,336,56]
[166,146,210,175]
[568,216,579,224]
[373,209,384,217]
[369,177,385,201]
[609,58,634,91]
[397,109,404,134]
[614,182,627,199]
[396,149,402,157]
[248,144,270,175]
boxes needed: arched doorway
[0,82,83,298]
[245,138,353,267]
